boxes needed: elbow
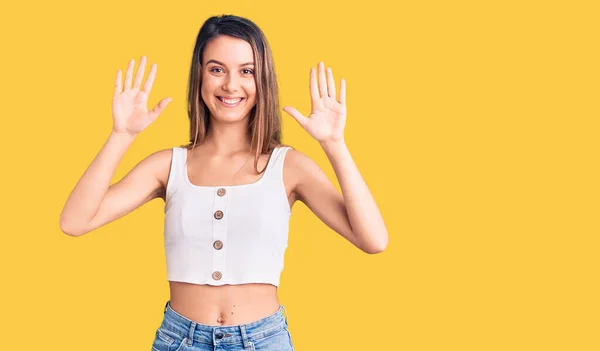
[364,243,387,254]
[59,216,85,237]
[60,223,83,237]
[360,234,388,254]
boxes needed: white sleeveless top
[163,145,292,287]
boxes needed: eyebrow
[205,59,254,67]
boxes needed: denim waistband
[159,300,289,347]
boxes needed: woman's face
[201,35,257,124]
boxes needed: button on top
[217,188,226,197]
[215,331,224,338]
[214,210,223,220]
[213,240,223,250]
[212,271,222,280]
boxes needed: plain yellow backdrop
[1,0,599,350]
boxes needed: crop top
[162,145,292,287]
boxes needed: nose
[223,73,240,93]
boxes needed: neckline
[182,146,280,189]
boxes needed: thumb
[283,106,309,129]
[149,97,172,121]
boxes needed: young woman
[60,14,387,351]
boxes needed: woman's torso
[167,282,280,325]
[158,144,297,326]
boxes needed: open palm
[283,62,347,143]
[112,56,172,135]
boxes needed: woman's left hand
[283,62,347,143]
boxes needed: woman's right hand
[112,56,172,135]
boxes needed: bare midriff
[167,281,280,326]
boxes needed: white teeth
[220,97,242,105]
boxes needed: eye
[210,67,224,73]
[242,69,254,75]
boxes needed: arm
[284,62,388,254]
[59,132,170,236]
[59,55,172,236]
[288,145,387,254]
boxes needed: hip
[151,300,295,351]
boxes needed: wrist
[110,129,138,143]
[320,138,347,154]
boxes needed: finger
[114,69,122,96]
[133,56,147,90]
[142,63,157,94]
[309,67,319,105]
[317,62,328,98]
[339,78,346,105]
[124,58,134,90]
[148,97,173,122]
[283,106,309,129]
[326,67,336,100]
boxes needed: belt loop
[187,321,196,346]
[164,300,169,314]
[281,305,289,324]
[239,324,253,349]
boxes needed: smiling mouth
[217,97,244,106]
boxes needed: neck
[204,117,252,155]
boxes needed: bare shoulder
[130,147,177,200]
[282,147,327,199]
[142,148,178,199]
[147,147,177,184]
[284,148,322,174]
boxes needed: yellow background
[1,0,599,350]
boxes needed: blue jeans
[151,301,295,351]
